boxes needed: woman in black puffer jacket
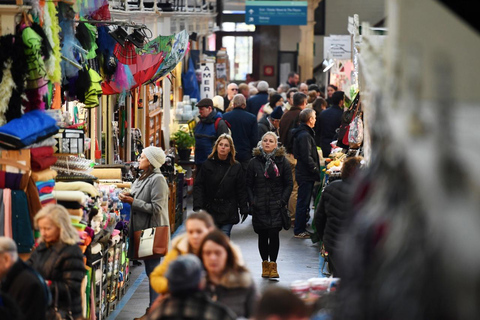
[27,204,85,319]
[314,156,362,277]
[193,134,248,237]
[246,132,293,279]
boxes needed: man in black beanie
[146,254,235,320]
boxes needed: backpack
[214,117,232,136]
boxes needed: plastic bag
[348,113,363,149]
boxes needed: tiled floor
[111,199,319,320]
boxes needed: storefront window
[222,36,253,81]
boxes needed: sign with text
[245,1,307,26]
[324,35,352,60]
[200,63,215,99]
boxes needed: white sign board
[200,63,215,99]
[324,35,352,60]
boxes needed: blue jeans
[219,223,234,237]
[294,180,315,235]
[144,257,161,306]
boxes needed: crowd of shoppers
[0,75,353,320]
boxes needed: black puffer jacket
[27,242,86,318]
[193,155,248,225]
[246,147,293,232]
[314,179,353,253]
[292,123,321,182]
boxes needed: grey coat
[128,168,170,259]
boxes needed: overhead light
[109,26,128,47]
[322,58,335,72]
[127,29,145,48]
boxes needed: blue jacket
[246,92,269,116]
[223,108,258,162]
[318,105,344,157]
[194,110,229,165]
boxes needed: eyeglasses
[230,88,238,91]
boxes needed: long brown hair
[208,134,236,166]
[138,164,155,180]
[198,229,247,275]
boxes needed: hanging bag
[205,166,237,225]
[348,110,364,149]
[45,283,74,320]
[134,226,169,259]
[336,93,360,149]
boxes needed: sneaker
[294,232,310,239]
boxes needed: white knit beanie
[142,146,166,168]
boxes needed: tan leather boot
[262,261,270,278]
[269,262,279,278]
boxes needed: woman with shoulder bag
[246,132,293,279]
[193,134,248,237]
[119,146,170,320]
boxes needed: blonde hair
[208,134,237,166]
[34,204,80,245]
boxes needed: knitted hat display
[142,146,166,168]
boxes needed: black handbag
[45,283,74,320]
[280,205,291,230]
[205,166,235,224]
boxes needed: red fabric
[114,42,137,65]
[90,3,111,21]
[31,156,57,171]
[30,146,54,158]
[0,171,5,188]
[102,57,164,95]
[38,186,54,194]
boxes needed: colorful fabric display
[0,110,58,150]
[30,146,54,158]
[32,168,57,182]
[36,179,55,194]
[3,189,12,238]
[0,190,4,236]
[39,193,55,204]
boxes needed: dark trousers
[144,257,161,306]
[294,180,315,234]
[258,228,281,262]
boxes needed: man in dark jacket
[292,109,320,238]
[194,98,230,173]
[246,80,269,116]
[314,156,362,276]
[224,83,238,111]
[278,92,307,225]
[318,91,345,157]
[0,237,49,320]
[258,106,283,139]
[147,254,236,320]
[223,94,259,171]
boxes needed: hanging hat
[142,146,166,168]
[165,254,203,295]
[114,41,137,65]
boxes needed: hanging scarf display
[260,147,280,178]
[0,61,15,126]
[43,1,62,83]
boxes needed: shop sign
[245,1,307,26]
[200,62,215,99]
[324,35,352,60]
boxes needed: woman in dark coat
[27,204,85,320]
[246,132,293,279]
[193,134,248,237]
[314,156,362,277]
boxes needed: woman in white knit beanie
[119,146,170,319]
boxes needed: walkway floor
[110,205,319,320]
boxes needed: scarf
[260,147,280,178]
